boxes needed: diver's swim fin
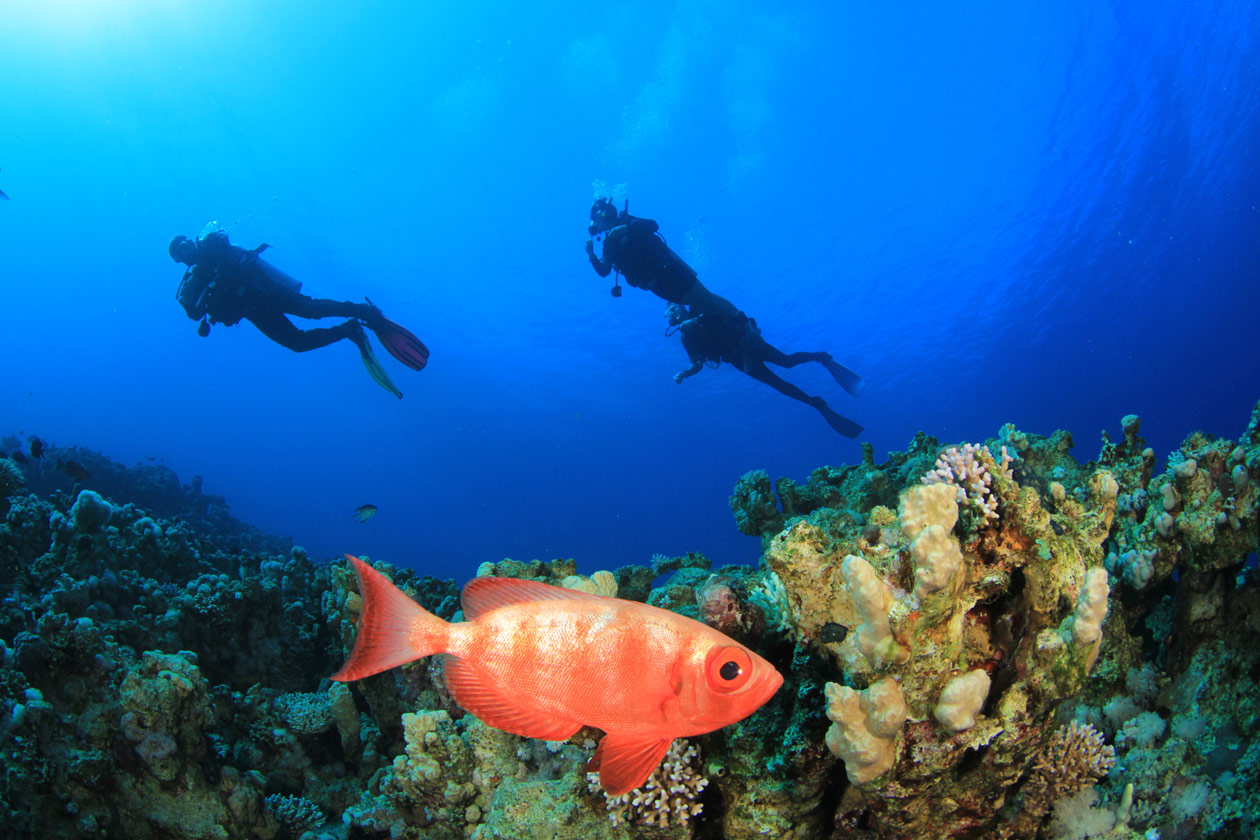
[368,309,429,371]
[352,329,403,399]
[822,355,865,397]
[815,401,863,438]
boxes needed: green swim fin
[352,329,402,399]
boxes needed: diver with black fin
[585,196,865,437]
[665,304,865,438]
[169,227,429,398]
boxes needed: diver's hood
[589,198,619,235]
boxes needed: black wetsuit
[679,313,745,368]
[672,311,866,438]
[588,216,699,303]
[177,231,373,352]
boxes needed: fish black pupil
[719,661,741,681]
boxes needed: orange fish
[332,555,783,795]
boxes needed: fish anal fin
[443,657,582,742]
[585,734,673,796]
[461,576,607,621]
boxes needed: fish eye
[705,645,754,693]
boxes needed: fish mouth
[752,666,785,704]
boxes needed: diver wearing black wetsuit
[170,230,380,352]
[585,199,745,324]
[666,303,866,439]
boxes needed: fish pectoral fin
[586,734,673,796]
[443,657,582,741]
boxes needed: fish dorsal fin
[461,576,606,621]
[585,734,674,796]
[443,657,582,741]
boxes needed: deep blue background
[2,1,1257,583]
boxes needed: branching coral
[1017,719,1117,826]
[588,739,708,827]
[264,792,324,835]
[922,442,1013,524]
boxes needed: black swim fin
[822,355,865,397]
[813,399,863,438]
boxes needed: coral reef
[732,402,1259,839]
[1,401,1258,839]
[588,738,708,828]
[0,457,25,501]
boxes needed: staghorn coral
[587,738,708,827]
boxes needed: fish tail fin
[331,555,448,681]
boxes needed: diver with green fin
[170,227,428,398]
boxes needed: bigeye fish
[332,556,783,795]
[352,504,377,523]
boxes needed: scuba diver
[584,197,745,324]
[665,303,866,438]
[169,228,428,398]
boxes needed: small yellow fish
[352,504,378,523]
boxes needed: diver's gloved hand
[360,297,386,330]
[247,243,271,257]
[584,239,595,256]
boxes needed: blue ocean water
[1,1,1256,584]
